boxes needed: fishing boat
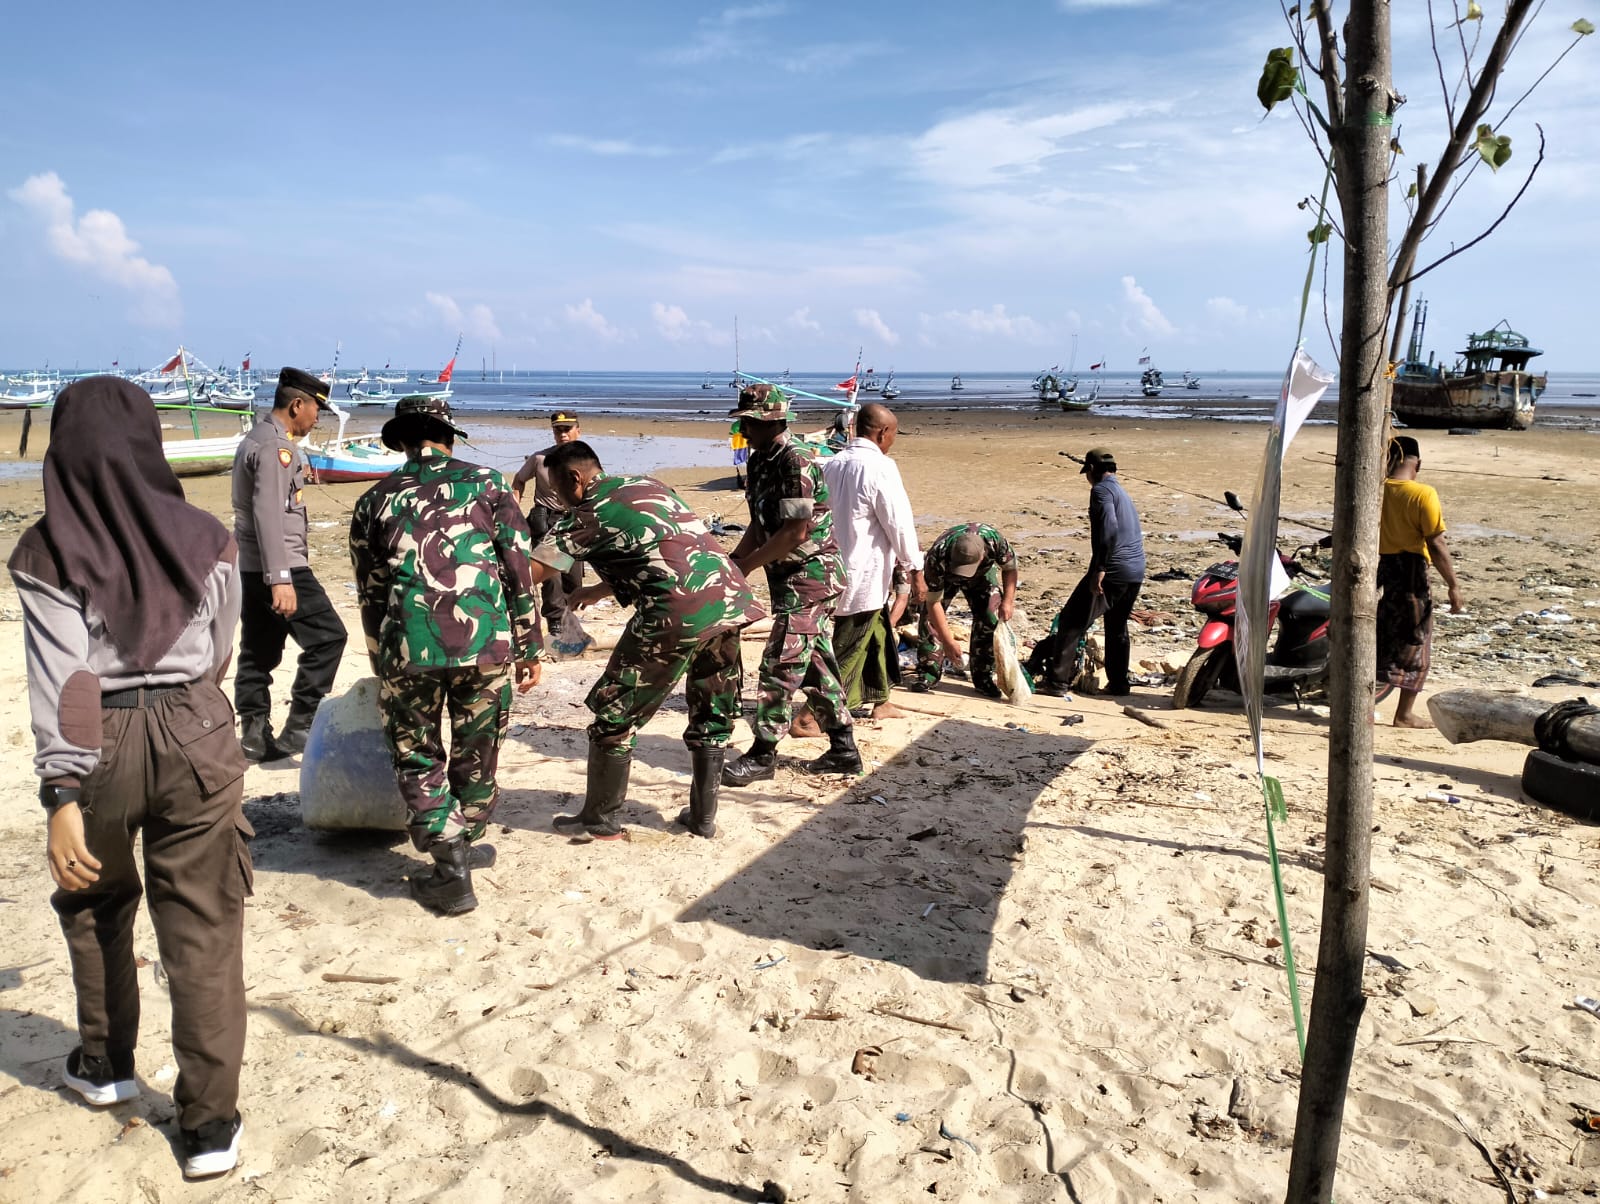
[410,336,460,402]
[1391,301,1546,431]
[879,370,900,400]
[1037,373,1063,404]
[1182,371,1202,390]
[302,405,406,483]
[701,371,714,390]
[347,374,398,405]
[0,370,61,408]
[155,402,252,477]
[1140,366,1165,397]
[862,368,880,392]
[1061,379,1098,412]
[950,374,964,392]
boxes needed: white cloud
[548,134,671,158]
[9,171,180,326]
[1120,275,1175,338]
[652,302,694,342]
[658,2,786,65]
[1206,296,1251,325]
[913,102,1160,191]
[925,304,1045,340]
[565,298,624,342]
[425,291,502,343]
[788,306,822,334]
[854,307,899,346]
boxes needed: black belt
[101,684,189,709]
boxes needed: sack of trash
[550,609,594,660]
[992,620,1033,705]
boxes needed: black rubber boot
[273,707,318,757]
[409,836,477,915]
[676,747,725,838]
[466,842,496,869]
[805,725,863,776]
[722,738,779,787]
[239,714,278,763]
[556,742,631,841]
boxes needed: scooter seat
[1279,583,1330,622]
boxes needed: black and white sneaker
[182,1113,243,1179]
[62,1047,138,1106]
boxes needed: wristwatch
[40,783,82,815]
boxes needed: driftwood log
[1427,689,1600,765]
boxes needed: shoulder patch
[278,448,293,467]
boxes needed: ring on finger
[65,858,77,868]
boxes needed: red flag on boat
[111,359,119,367]
[437,357,457,384]
[159,352,183,373]
[242,353,251,371]
[1138,355,1151,365]
[1089,361,1104,370]
[834,376,857,392]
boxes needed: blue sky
[2,1,1594,374]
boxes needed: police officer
[349,395,543,913]
[531,441,764,842]
[722,384,861,785]
[512,411,585,637]
[231,367,348,761]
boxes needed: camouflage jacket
[349,449,542,671]
[924,523,1017,593]
[744,433,845,609]
[534,473,763,642]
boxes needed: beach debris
[321,972,401,986]
[895,1111,912,1124]
[1227,1077,1259,1129]
[1576,996,1600,1021]
[1061,714,1084,727]
[939,1121,980,1156]
[907,827,942,842]
[851,1046,882,1080]
[921,903,937,918]
[753,954,787,971]
[1518,1049,1600,1084]
[870,1006,969,1034]
[1123,706,1169,730]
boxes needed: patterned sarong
[1376,551,1433,693]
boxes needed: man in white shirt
[810,403,926,723]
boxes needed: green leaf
[1307,222,1332,245]
[1406,182,1418,199]
[1263,776,1288,823]
[1573,18,1595,35]
[1390,137,1404,156]
[1258,47,1298,113]
[1287,3,1300,16]
[1474,123,1513,171]
[1466,0,1483,20]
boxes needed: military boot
[465,842,497,869]
[409,836,477,915]
[554,742,631,841]
[676,747,725,838]
[239,714,278,763]
[805,725,863,776]
[273,707,318,757]
[721,737,779,787]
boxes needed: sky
[1,1,1595,375]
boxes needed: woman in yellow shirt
[1377,436,1464,727]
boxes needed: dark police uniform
[231,369,347,757]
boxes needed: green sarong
[835,607,894,709]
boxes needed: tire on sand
[1521,750,1600,822]
[1172,646,1225,710]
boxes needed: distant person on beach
[231,367,347,762]
[729,418,749,488]
[722,385,862,785]
[9,377,250,1179]
[806,402,925,726]
[908,522,1018,698]
[532,441,764,840]
[513,411,586,640]
[1378,435,1464,728]
[349,396,543,915]
[1031,448,1145,697]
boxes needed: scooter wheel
[1173,646,1225,710]
[1521,750,1600,821]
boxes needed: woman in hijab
[8,376,251,1179]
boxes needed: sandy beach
[1,409,1598,1202]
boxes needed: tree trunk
[1285,3,1393,1201]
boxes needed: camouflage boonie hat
[729,383,791,422]
[381,394,469,450]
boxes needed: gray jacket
[232,412,309,583]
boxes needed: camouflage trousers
[588,626,744,753]
[378,662,513,851]
[752,600,851,743]
[911,573,1004,699]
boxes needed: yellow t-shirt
[1380,478,1445,560]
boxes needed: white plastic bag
[992,620,1033,705]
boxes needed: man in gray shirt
[1031,446,1146,696]
[512,411,586,638]
[231,367,349,760]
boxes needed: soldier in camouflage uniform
[349,396,543,914]
[722,385,862,786]
[530,441,764,841]
[908,522,1019,699]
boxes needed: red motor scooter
[1171,526,1334,710]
